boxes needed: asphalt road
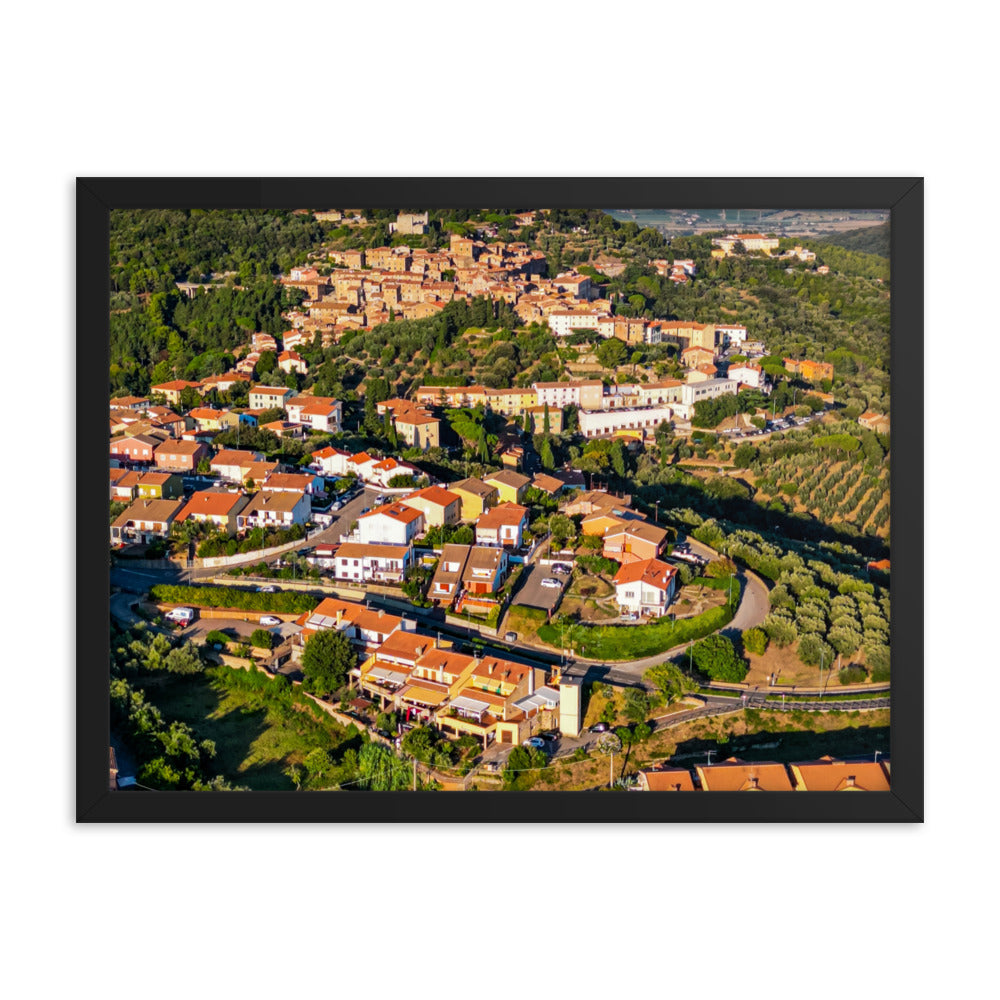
[511,563,566,613]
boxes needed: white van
[165,607,195,624]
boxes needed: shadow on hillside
[670,724,890,767]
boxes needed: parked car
[256,585,277,593]
[164,607,195,624]
[504,631,518,642]
[259,615,281,626]
[522,737,546,749]
[552,564,571,575]
[589,722,609,733]
[540,577,561,589]
[538,731,559,743]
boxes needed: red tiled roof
[613,558,677,590]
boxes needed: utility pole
[413,756,417,791]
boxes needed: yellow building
[396,410,440,450]
[483,470,530,505]
[450,478,499,521]
[484,387,537,416]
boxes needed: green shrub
[150,583,316,614]
[838,665,867,685]
[250,628,274,650]
[742,627,768,656]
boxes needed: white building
[235,490,311,532]
[332,543,413,583]
[669,378,739,420]
[285,396,342,433]
[534,380,605,411]
[578,404,675,439]
[727,362,766,389]
[310,447,352,477]
[545,310,608,337]
[357,502,425,546]
[716,325,748,348]
[613,558,678,618]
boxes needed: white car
[540,578,561,589]
[259,615,282,626]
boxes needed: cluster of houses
[290,596,566,746]
[635,755,890,792]
[274,224,773,359]
[562,489,687,619]
[109,379,344,548]
[110,444,323,546]
[304,467,551,615]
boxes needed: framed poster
[79,177,922,822]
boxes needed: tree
[164,643,204,675]
[547,513,576,549]
[705,557,737,579]
[733,442,757,468]
[357,742,410,790]
[540,437,555,471]
[644,662,695,705]
[542,403,550,434]
[691,634,747,682]
[256,350,277,377]
[249,628,274,650]
[622,686,651,723]
[301,628,355,697]
[797,632,834,669]
[596,338,627,369]
[742,627,769,656]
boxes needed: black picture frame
[79,177,922,822]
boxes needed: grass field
[135,667,354,790]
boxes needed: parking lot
[512,563,569,613]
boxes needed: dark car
[539,731,560,742]
[589,722,609,733]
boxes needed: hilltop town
[109,207,891,793]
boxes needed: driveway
[512,564,566,613]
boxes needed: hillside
[816,221,890,258]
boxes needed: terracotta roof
[476,502,528,529]
[402,486,461,509]
[262,473,316,490]
[312,446,351,460]
[531,473,564,494]
[373,630,434,661]
[696,758,794,792]
[450,477,497,498]
[151,380,201,392]
[212,449,262,467]
[613,558,677,590]
[640,769,696,792]
[604,521,667,545]
[790,758,890,792]
[484,470,530,489]
[359,502,423,524]
[240,490,306,515]
[154,439,204,456]
[176,490,248,520]
[112,498,183,527]
[250,384,292,395]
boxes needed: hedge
[537,592,740,661]
[150,584,318,614]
